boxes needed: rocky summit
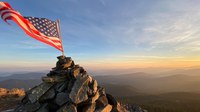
[14,56,146,112]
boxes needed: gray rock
[111,103,128,112]
[57,104,77,112]
[82,103,96,112]
[98,87,106,95]
[39,87,55,102]
[69,73,90,104]
[54,81,69,93]
[55,92,70,106]
[90,90,100,103]
[28,83,54,103]
[67,79,76,92]
[95,104,112,112]
[106,94,118,107]
[70,67,81,78]
[89,79,98,95]
[36,103,48,112]
[42,76,67,83]
[42,77,56,83]
[14,56,147,112]
[55,56,74,71]
[24,101,40,112]
[14,105,27,112]
[96,95,108,107]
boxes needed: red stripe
[4,2,12,9]
[0,7,9,12]
[0,3,63,52]
[2,9,47,39]
[3,10,37,33]
[8,16,63,51]
[5,15,63,51]
[52,40,61,43]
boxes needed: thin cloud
[16,41,48,49]
[114,55,184,59]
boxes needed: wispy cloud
[26,0,200,57]
[14,41,48,49]
[113,55,184,59]
[86,0,200,56]
[2,0,200,70]
[175,41,200,52]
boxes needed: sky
[1,0,200,72]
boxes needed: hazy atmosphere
[1,1,200,112]
[1,0,200,73]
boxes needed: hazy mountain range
[0,72,45,82]
[0,68,200,96]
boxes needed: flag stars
[24,17,59,37]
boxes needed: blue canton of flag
[24,17,59,37]
[0,2,63,51]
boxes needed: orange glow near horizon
[1,56,200,71]
[79,56,200,70]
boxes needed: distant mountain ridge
[0,72,44,82]
[1,71,200,94]
[0,79,42,90]
[0,79,140,97]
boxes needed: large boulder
[69,73,90,104]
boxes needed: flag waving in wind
[0,2,63,52]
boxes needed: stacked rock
[14,56,128,112]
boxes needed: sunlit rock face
[14,56,145,112]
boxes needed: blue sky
[1,0,200,72]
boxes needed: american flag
[0,2,63,52]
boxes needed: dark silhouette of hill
[101,83,141,97]
[148,74,200,93]
[95,73,200,94]
[94,72,154,85]
[163,68,200,76]
[118,92,200,112]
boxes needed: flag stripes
[0,2,63,52]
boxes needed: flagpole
[56,19,65,58]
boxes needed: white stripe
[47,37,60,41]
[25,22,61,41]
[52,41,62,45]
[27,24,61,41]
[2,11,61,42]
[25,22,62,45]
[3,13,31,32]
[0,2,7,10]
[0,2,63,50]
[0,9,20,16]
[2,11,62,49]
[27,22,39,31]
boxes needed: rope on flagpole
[56,19,65,58]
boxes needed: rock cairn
[14,56,128,112]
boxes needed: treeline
[117,92,200,112]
